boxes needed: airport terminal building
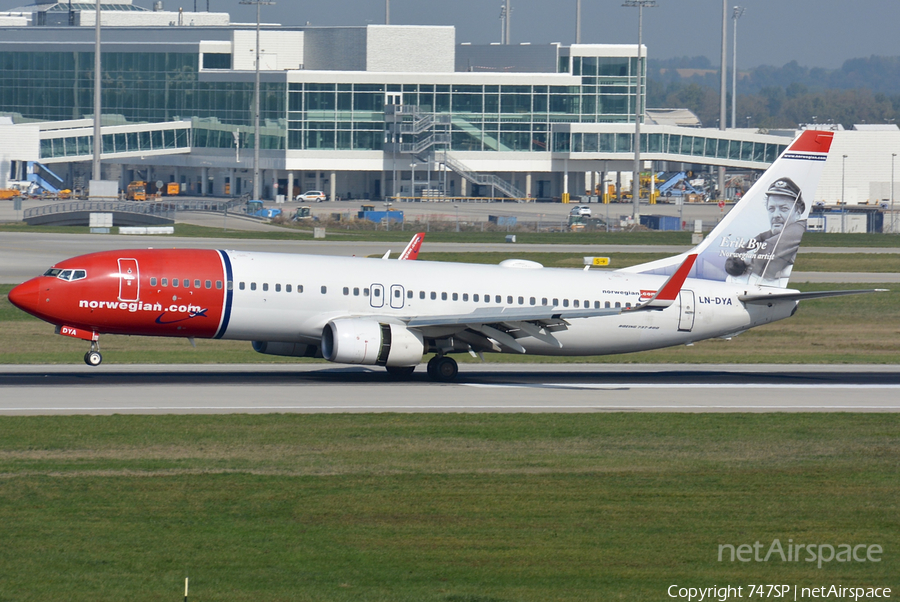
[0,0,897,209]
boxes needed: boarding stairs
[437,151,524,200]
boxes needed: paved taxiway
[1,363,897,414]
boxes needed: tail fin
[398,232,425,261]
[626,130,834,288]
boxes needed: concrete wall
[366,25,455,73]
[814,130,900,205]
[233,30,303,71]
[75,11,230,27]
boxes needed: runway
[1,363,898,414]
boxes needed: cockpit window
[47,269,87,282]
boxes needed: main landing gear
[426,355,458,382]
[83,341,102,366]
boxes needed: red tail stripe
[787,130,834,154]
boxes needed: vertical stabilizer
[625,130,834,288]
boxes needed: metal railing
[23,195,250,220]
[25,200,175,220]
[399,133,451,154]
[438,151,525,199]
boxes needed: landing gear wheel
[426,355,440,379]
[430,356,458,382]
[84,351,102,366]
[385,365,416,378]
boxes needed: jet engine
[251,341,319,358]
[321,319,424,367]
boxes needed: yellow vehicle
[166,182,180,196]
[0,189,20,200]
[126,181,147,201]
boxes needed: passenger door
[678,290,695,332]
[369,283,384,308]
[117,258,140,302]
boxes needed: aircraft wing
[739,288,888,304]
[404,254,698,353]
[408,254,698,328]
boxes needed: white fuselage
[222,251,795,356]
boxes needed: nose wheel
[83,341,102,366]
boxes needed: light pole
[504,0,511,44]
[622,0,656,220]
[410,161,416,199]
[454,204,460,232]
[92,0,101,183]
[576,0,582,43]
[841,154,847,234]
[240,0,275,201]
[731,6,745,129]
[892,153,897,234]
[717,0,727,201]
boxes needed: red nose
[8,278,41,315]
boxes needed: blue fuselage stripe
[215,250,234,339]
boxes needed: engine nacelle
[321,319,424,367]
[251,341,318,358]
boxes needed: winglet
[398,232,425,260]
[630,253,697,310]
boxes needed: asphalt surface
[1,363,898,414]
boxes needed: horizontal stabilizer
[628,254,697,311]
[739,289,888,304]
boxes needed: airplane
[7,130,884,381]
[385,232,425,260]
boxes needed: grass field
[0,413,897,601]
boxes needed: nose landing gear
[83,340,102,366]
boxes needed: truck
[125,181,147,201]
[246,200,282,219]
[292,206,312,220]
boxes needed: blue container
[640,215,681,231]
[358,210,404,223]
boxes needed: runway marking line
[1,405,900,412]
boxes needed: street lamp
[240,0,275,201]
[622,0,657,220]
[731,6,745,129]
[575,0,582,43]
[841,154,847,234]
[92,0,101,182]
[892,153,897,234]
[454,204,460,232]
